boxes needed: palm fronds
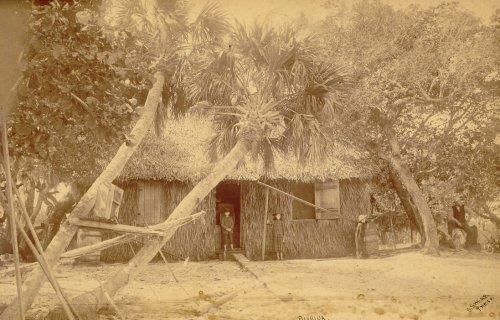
[186,47,241,105]
[190,2,230,45]
[301,63,353,115]
[198,20,353,171]
[206,95,284,163]
[277,113,328,164]
[101,0,188,51]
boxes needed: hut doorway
[216,182,241,248]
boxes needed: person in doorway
[272,212,285,260]
[220,210,234,252]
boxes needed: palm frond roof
[118,115,373,182]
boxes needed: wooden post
[13,216,76,320]
[261,188,269,261]
[1,119,25,320]
[0,182,77,320]
[390,215,396,248]
[14,203,76,319]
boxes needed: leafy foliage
[319,1,499,223]
[9,0,233,183]
[10,1,152,183]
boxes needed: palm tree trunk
[389,165,424,244]
[30,186,49,224]
[48,140,249,318]
[0,72,165,320]
[387,152,439,254]
[378,116,439,255]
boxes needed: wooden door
[138,181,166,226]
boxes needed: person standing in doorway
[272,212,285,260]
[221,210,234,252]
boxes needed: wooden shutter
[93,182,124,220]
[110,186,124,220]
[314,180,340,219]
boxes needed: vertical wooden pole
[390,215,397,248]
[1,118,25,319]
[261,187,269,261]
[355,223,363,259]
[13,216,76,320]
[9,185,76,320]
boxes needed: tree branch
[408,113,434,141]
[70,93,94,115]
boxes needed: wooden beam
[61,234,134,259]
[68,218,165,236]
[261,188,269,261]
[256,181,340,219]
[103,291,125,320]
[0,121,25,319]
[62,211,207,259]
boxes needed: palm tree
[57,20,352,317]
[0,1,231,318]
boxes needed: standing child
[220,210,234,252]
[272,212,285,260]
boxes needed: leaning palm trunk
[385,135,439,255]
[389,165,424,243]
[376,113,440,255]
[0,72,165,320]
[48,140,249,318]
[388,154,439,254]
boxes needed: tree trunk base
[45,294,102,320]
[421,245,440,256]
[45,306,118,320]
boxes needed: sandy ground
[0,250,499,320]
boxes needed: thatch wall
[101,181,140,262]
[100,178,368,262]
[101,181,216,262]
[241,179,370,260]
[161,182,216,260]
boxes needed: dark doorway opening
[215,182,241,249]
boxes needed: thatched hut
[101,116,373,262]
